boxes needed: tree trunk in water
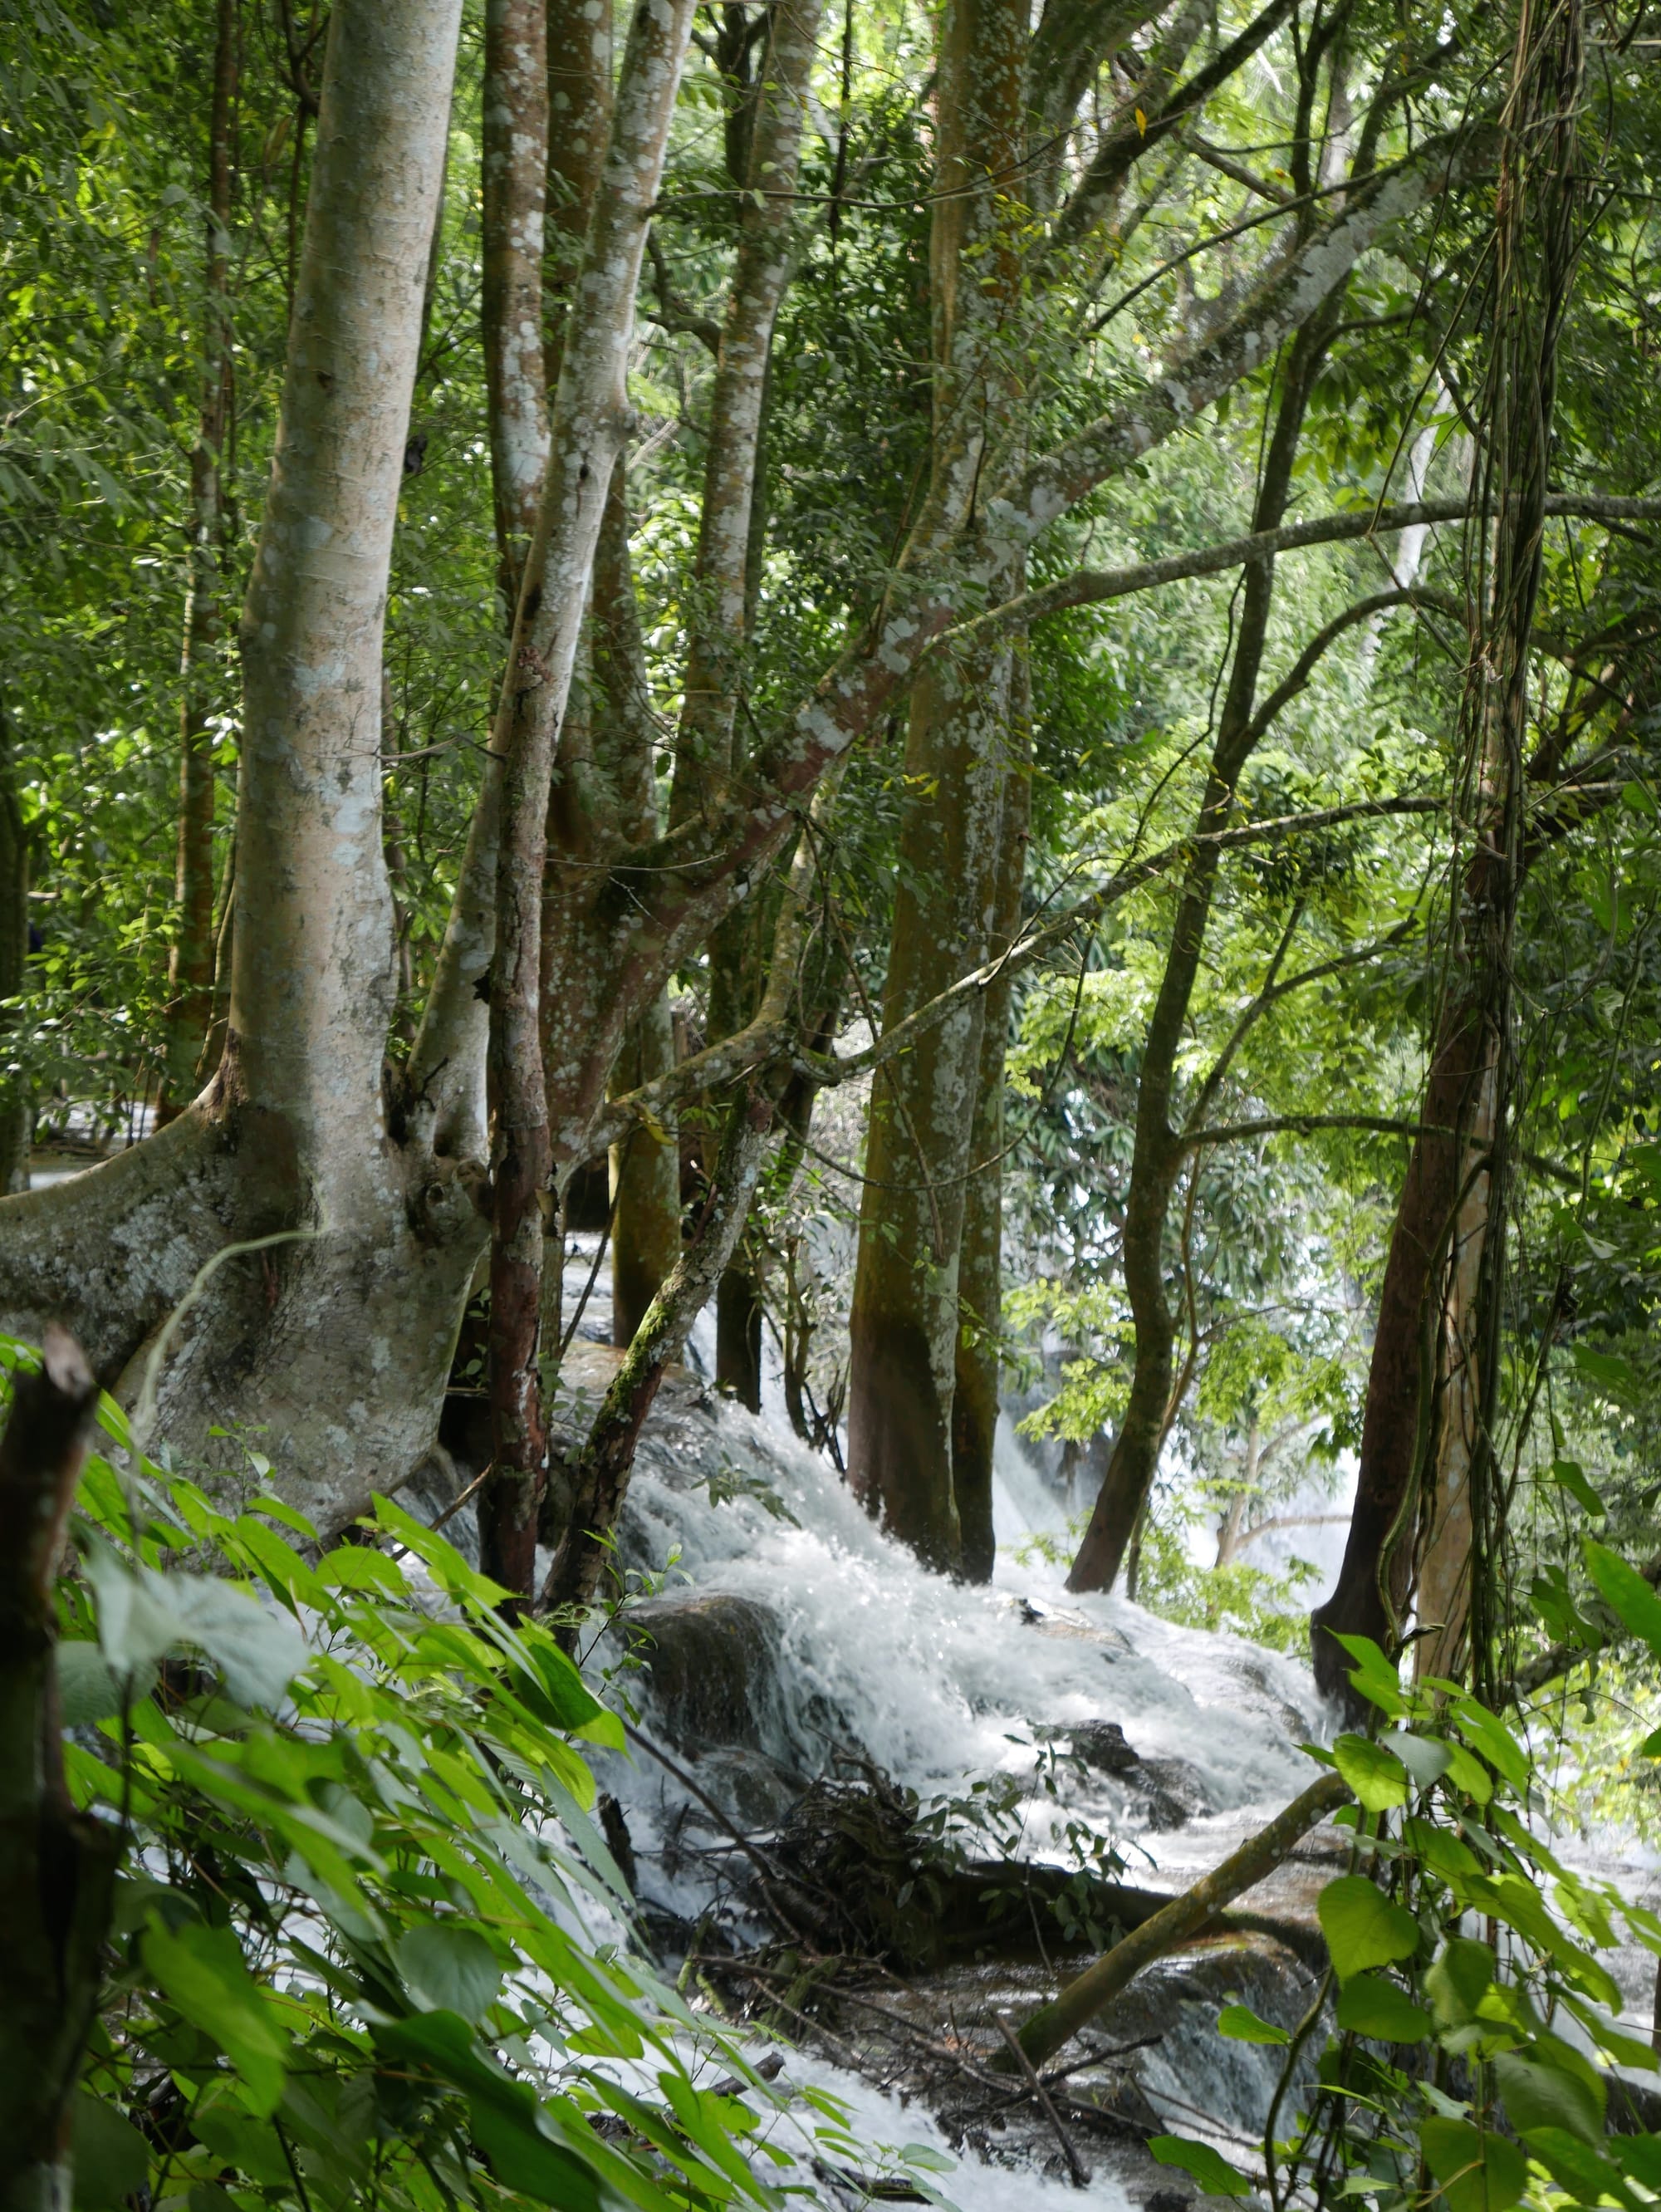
[1314,1,1581,1704]
[952,660,1031,1582]
[0,714,28,1194]
[482,0,550,616]
[1066,305,1338,1596]
[159,0,236,1120]
[483,0,695,1596]
[845,0,1026,1573]
[0,1331,118,2210]
[542,1086,774,1621]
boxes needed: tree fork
[482,0,697,1597]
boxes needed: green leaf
[141,1918,291,2116]
[1584,1541,1661,1665]
[394,1922,502,2023]
[1570,1344,1644,1407]
[1149,2136,1254,2197]
[375,2012,609,2210]
[1380,1732,1452,1789]
[1317,1876,1420,1979]
[1424,1938,1495,2027]
[1521,2128,1629,2209]
[1549,1459,1605,1518]
[1330,1633,1407,1716]
[86,1545,306,1709]
[1335,1973,1433,2043]
[1332,1733,1410,1811]
[1637,1727,1661,1758]
[1452,1702,1528,1793]
[1419,2118,1528,2212]
[1217,2003,1289,2045]
[1495,2048,1605,2146]
[56,1639,126,1726]
[71,2090,149,2209]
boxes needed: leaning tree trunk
[1066,303,1338,1596]
[845,0,1026,1573]
[481,0,697,1595]
[160,0,237,1120]
[1314,0,1582,1704]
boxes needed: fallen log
[1011,1769,1352,2072]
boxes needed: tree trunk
[544,0,613,384]
[1314,0,1582,1704]
[159,0,236,1121]
[951,656,1031,1582]
[0,1331,118,2210]
[845,0,1026,1573]
[541,1086,775,1621]
[482,0,551,616]
[481,0,696,1596]
[1066,303,1339,1596]
[610,1001,682,1346]
[0,714,28,1194]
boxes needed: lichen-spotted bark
[845,0,1026,1571]
[160,0,237,1119]
[482,0,696,1596]
[669,0,824,825]
[483,0,551,614]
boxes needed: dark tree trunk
[0,713,29,1194]
[0,1332,118,2209]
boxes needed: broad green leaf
[1330,1633,1407,1717]
[1638,1727,1661,1758]
[1317,1876,1420,1979]
[1332,1733,1410,1811]
[71,2090,148,2208]
[394,1921,502,2023]
[1521,2128,1630,2210]
[1149,2136,1254,2197]
[1495,2048,1604,2146]
[1420,2119,1527,2212]
[1584,1541,1661,1665]
[1335,1973,1432,2043]
[142,1918,292,2116]
[56,1639,126,1726]
[1424,1938,1494,2027]
[1452,1702,1528,1793]
[1381,1732,1452,1789]
[1217,2003,1289,2045]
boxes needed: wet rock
[1127,1755,1216,1830]
[628,1592,782,1749]
[1062,1719,1143,1775]
[688,1746,806,1833]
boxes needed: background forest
[5,0,1661,2203]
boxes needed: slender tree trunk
[610,1003,681,1345]
[1066,307,1338,1596]
[542,1084,775,1622]
[0,1331,117,2210]
[544,0,613,384]
[483,0,550,616]
[1314,0,1582,1704]
[845,0,1027,1573]
[159,0,237,1119]
[951,655,1031,1582]
[482,0,696,1596]
[0,714,28,1194]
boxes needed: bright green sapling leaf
[1318,1876,1420,1979]
[1149,2136,1255,2197]
[1332,1734,1410,1811]
[1335,1973,1432,2043]
[1217,2004,1289,2045]
[1419,2118,1527,2212]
